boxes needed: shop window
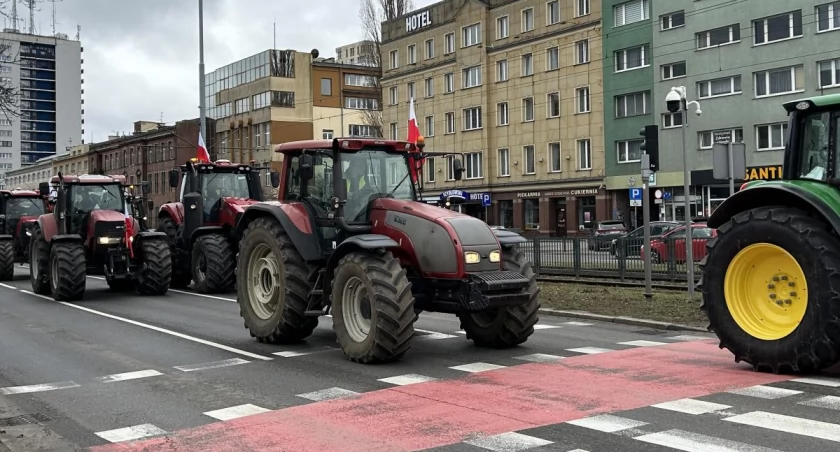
[578,196,596,229]
[499,200,513,227]
[524,199,539,230]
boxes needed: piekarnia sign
[406,11,433,32]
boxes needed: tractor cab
[170,159,266,226]
[50,176,128,246]
[0,189,46,238]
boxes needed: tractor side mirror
[299,154,314,183]
[453,158,465,181]
[38,182,50,197]
[270,170,280,188]
[168,169,180,188]
[141,181,151,195]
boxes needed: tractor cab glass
[176,166,262,222]
[798,111,832,182]
[1,196,44,234]
[67,183,126,235]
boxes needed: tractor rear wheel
[159,217,191,288]
[331,250,415,364]
[0,239,13,281]
[49,241,85,301]
[237,217,318,343]
[457,246,540,348]
[29,226,50,295]
[136,239,172,295]
[191,233,235,293]
[701,206,840,374]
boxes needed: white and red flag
[406,97,425,183]
[196,132,211,163]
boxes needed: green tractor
[700,92,840,374]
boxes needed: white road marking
[791,376,840,387]
[454,330,467,335]
[651,398,732,415]
[564,322,593,326]
[532,324,560,330]
[272,346,338,357]
[513,353,565,363]
[20,290,273,361]
[619,340,668,347]
[167,288,237,303]
[566,414,648,433]
[725,411,840,442]
[727,385,802,399]
[635,428,782,451]
[1,381,80,395]
[799,395,840,411]
[0,282,16,289]
[667,335,711,341]
[464,432,553,451]
[96,369,163,383]
[95,424,167,443]
[378,374,438,386]
[450,362,507,373]
[174,358,250,372]
[203,404,272,421]
[565,346,613,355]
[296,387,359,402]
[414,328,459,340]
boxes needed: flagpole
[198,0,207,145]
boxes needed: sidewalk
[0,394,83,452]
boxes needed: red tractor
[157,159,279,293]
[0,188,48,280]
[28,173,173,300]
[233,137,540,364]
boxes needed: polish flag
[197,132,211,163]
[406,97,425,184]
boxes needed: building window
[661,61,686,80]
[345,97,379,110]
[817,1,840,32]
[322,129,334,139]
[497,15,509,39]
[754,66,799,97]
[444,33,455,54]
[497,102,509,125]
[496,59,508,81]
[577,139,592,170]
[407,44,417,64]
[389,49,398,69]
[547,1,560,25]
[575,40,590,64]
[498,148,510,176]
[696,24,740,49]
[819,57,840,88]
[389,86,398,105]
[699,128,744,149]
[407,82,415,99]
[320,78,332,96]
[344,74,377,87]
[462,65,481,88]
[548,142,562,172]
[661,11,684,30]
[349,124,379,137]
[524,199,539,230]
[521,53,533,76]
[662,112,683,128]
[614,0,649,27]
[462,23,481,47]
[615,44,649,72]
[389,122,397,140]
[424,77,434,97]
[756,123,788,151]
[697,75,741,98]
[576,87,590,113]
[463,107,482,130]
[576,0,590,17]
[523,145,536,174]
[615,91,649,118]
[522,8,534,31]
[522,97,535,122]
[444,73,454,93]
[754,11,803,45]
[424,116,434,136]
[617,139,643,163]
[425,38,434,59]
[445,112,455,134]
[446,155,456,180]
[546,47,559,70]
[465,152,483,179]
[427,157,436,182]
[547,93,560,117]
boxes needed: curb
[538,308,711,333]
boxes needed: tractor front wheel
[29,226,50,295]
[159,217,191,288]
[136,239,172,295]
[701,206,840,374]
[457,246,541,348]
[0,239,13,281]
[49,241,86,301]
[331,250,415,364]
[191,234,235,293]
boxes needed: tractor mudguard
[189,226,224,246]
[36,215,58,242]
[322,234,400,307]
[707,180,840,234]
[235,203,322,262]
[134,231,168,243]
[0,234,12,241]
[491,228,527,247]
[159,202,184,224]
[51,234,83,243]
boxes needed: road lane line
[203,404,272,421]
[0,282,16,289]
[96,370,163,383]
[619,340,668,347]
[533,324,561,330]
[95,424,167,443]
[725,411,840,442]
[449,362,507,373]
[1,381,80,395]
[513,353,565,363]
[566,346,613,355]
[464,432,553,451]
[566,414,648,433]
[791,376,840,387]
[377,374,438,386]
[297,387,359,402]
[635,429,782,451]
[651,398,731,415]
[726,385,802,399]
[413,328,458,340]
[174,358,250,372]
[167,288,237,302]
[799,395,840,411]
[20,290,273,361]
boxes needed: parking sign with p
[629,188,642,207]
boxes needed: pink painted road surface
[90,340,795,452]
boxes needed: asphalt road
[0,264,838,452]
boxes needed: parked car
[609,221,681,257]
[640,222,717,263]
[587,220,627,251]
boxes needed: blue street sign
[629,188,642,200]
[481,193,491,207]
[663,191,672,200]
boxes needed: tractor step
[305,309,328,317]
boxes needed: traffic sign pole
[640,154,653,299]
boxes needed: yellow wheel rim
[724,243,808,341]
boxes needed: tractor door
[285,152,337,250]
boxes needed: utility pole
[639,125,659,299]
[198,0,207,142]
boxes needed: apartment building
[335,40,377,66]
[380,0,604,236]
[3,155,55,189]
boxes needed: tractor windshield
[797,111,832,182]
[5,197,44,218]
[70,184,125,214]
[200,172,255,220]
[341,149,415,221]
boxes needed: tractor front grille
[93,221,125,240]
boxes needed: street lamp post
[666,86,702,297]
[198,0,207,142]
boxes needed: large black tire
[29,226,51,295]
[159,217,191,288]
[136,239,172,295]
[237,217,319,343]
[0,239,13,281]
[191,233,235,294]
[331,250,415,364]
[700,206,840,374]
[457,246,541,348]
[49,241,86,301]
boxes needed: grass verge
[538,281,707,327]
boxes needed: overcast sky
[13,0,436,144]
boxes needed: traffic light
[639,125,659,172]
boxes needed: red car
[640,222,717,263]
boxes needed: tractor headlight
[98,237,122,245]
[464,251,481,264]
[25,230,31,236]
[488,250,501,263]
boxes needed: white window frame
[614,45,649,72]
[462,65,482,88]
[753,11,803,46]
[818,57,840,88]
[617,139,643,163]
[465,152,483,179]
[576,0,590,17]
[424,115,435,137]
[548,142,562,173]
[817,1,840,33]
[463,106,482,131]
[389,122,397,140]
[444,112,455,134]
[389,49,398,69]
[446,155,456,181]
[577,139,592,170]
[444,73,454,93]
[496,59,508,81]
[462,23,481,47]
[523,145,536,174]
[575,86,590,113]
[444,33,455,54]
[614,91,649,118]
[547,92,560,118]
[407,44,417,64]
[660,10,684,30]
[522,97,535,122]
[407,82,415,100]
[497,102,509,126]
[424,77,434,97]
[661,61,686,80]
[662,112,683,129]
[614,0,649,27]
[696,24,740,50]
[697,75,741,99]
[389,86,398,105]
[575,40,590,64]
[426,157,436,183]
[498,148,510,176]
[497,15,509,39]
[546,47,560,70]
[547,0,560,25]
[754,66,799,98]
[521,8,534,32]
[756,123,788,151]
[521,53,534,76]
[425,38,434,59]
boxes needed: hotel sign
[406,10,433,32]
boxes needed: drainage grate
[0,412,52,427]
[631,328,668,336]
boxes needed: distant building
[335,40,377,66]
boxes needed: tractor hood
[372,197,471,223]
[222,196,260,213]
[16,215,38,236]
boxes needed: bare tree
[0,0,25,121]
[359,0,414,136]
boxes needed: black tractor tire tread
[237,217,319,344]
[0,240,13,281]
[331,251,415,364]
[457,246,541,348]
[193,234,235,293]
[159,216,191,288]
[700,206,840,374]
[29,227,50,295]
[136,239,172,295]
[50,242,86,301]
